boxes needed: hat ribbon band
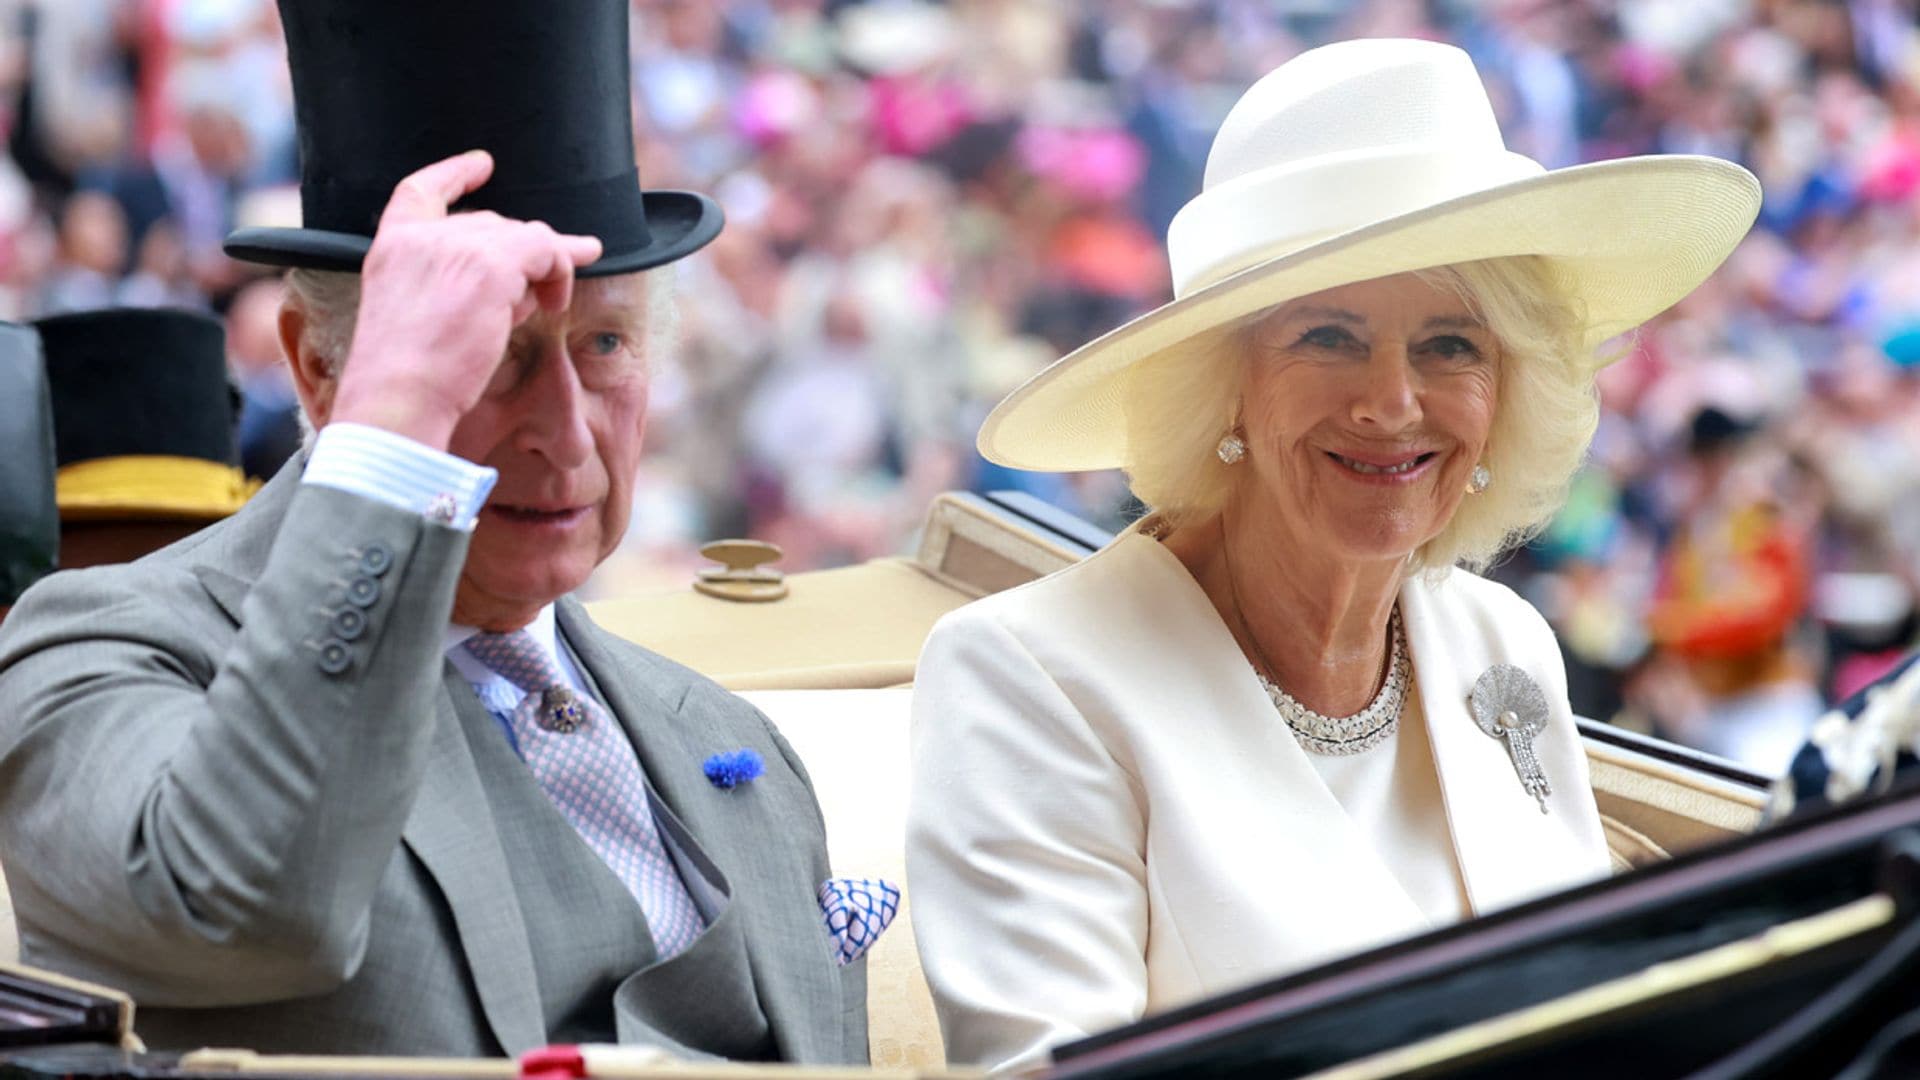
[1167,146,1546,298]
[56,455,259,520]
[302,168,654,251]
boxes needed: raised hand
[328,150,603,451]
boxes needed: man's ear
[278,302,337,427]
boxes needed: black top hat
[223,0,722,278]
[34,308,256,521]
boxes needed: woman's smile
[1324,449,1440,484]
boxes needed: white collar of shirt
[444,604,590,705]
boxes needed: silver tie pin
[1469,664,1552,813]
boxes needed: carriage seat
[738,688,945,1069]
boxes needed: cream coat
[906,532,1611,1072]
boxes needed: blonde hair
[1121,255,1599,572]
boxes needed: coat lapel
[1401,574,1609,916]
[397,669,547,1055]
[557,598,848,1064]
[1122,536,1433,949]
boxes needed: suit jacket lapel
[557,598,847,1063]
[1401,575,1606,916]
[397,668,547,1055]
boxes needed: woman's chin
[1306,511,1437,567]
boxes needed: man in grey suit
[0,0,865,1063]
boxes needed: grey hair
[1121,255,1600,573]
[283,268,363,377]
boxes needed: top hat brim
[976,155,1762,472]
[222,190,723,279]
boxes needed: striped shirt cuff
[303,422,497,531]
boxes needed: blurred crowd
[5,0,1920,773]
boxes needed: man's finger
[518,229,602,315]
[510,284,543,329]
[379,150,494,229]
[530,272,573,316]
[562,234,602,268]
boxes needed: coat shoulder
[566,611,785,758]
[0,556,221,665]
[1418,567,1553,634]
[575,618,730,709]
[927,531,1172,646]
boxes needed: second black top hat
[223,0,722,278]
[35,308,256,521]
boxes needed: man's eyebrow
[571,291,649,331]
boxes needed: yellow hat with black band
[34,308,259,522]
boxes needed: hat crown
[1169,39,1543,297]
[227,0,723,277]
[1204,39,1504,188]
[279,0,638,242]
[33,308,237,470]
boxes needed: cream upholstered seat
[739,688,944,1069]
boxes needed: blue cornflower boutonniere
[703,748,765,790]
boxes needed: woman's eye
[1296,325,1356,350]
[1422,335,1482,360]
[590,332,624,356]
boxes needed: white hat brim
[978,155,1762,472]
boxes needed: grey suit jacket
[0,462,866,1061]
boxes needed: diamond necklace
[1220,532,1409,756]
[1256,609,1408,755]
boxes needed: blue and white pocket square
[818,877,900,966]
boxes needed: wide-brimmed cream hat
[978,38,1762,472]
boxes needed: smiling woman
[904,37,1764,1075]
[1126,255,1596,574]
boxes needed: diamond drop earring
[1467,462,1492,494]
[1216,431,1247,465]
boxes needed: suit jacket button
[345,576,380,608]
[359,542,394,577]
[331,607,367,641]
[318,639,351,675]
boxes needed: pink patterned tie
[463,630,705,958]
